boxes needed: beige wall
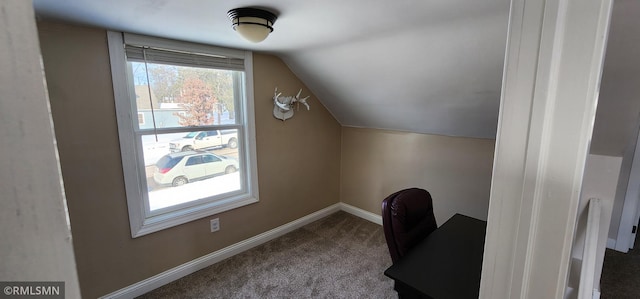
[340,127,495,222]
[38,21,341,298]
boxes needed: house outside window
[107,32,259,237]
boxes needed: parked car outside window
[154,151,238,187]
[169,130,238,152]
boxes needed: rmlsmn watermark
[0,282,64,299]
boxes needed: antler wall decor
[273,87,310,121]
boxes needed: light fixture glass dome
[228,8,277,43]
[233,17,272,43]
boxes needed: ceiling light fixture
[227,7,277,43]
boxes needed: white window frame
[107,32,259,238]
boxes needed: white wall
[608,130,638,243]
[590,0,640,245]
[590,0,640,157]
[0,1,80,297]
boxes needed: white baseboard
[606,238,616,249]
[100,202,616,299]
[339,202,382,225]
[100,203,342,299]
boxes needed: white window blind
[124,45,245,71]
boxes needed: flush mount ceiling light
[227,7,277,43]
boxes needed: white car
[169,130,238,153]
[153,151,239,187]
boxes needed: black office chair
[382,188,438,298]
[382,188,438,263]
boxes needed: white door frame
[615,127,640,252]
[0,1,81,296]
[479,0,613,298]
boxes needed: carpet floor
[600,232,640,299]
[136,211,640,298]
[137,211,397,298]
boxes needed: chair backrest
[382,188,437,263]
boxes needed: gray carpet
[137,211,397,298]
[600,232,640,299]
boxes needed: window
[203,154,221,163]
[186,156,203,166]
[107,32,259,237]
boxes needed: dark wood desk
[384,214,487,299]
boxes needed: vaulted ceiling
[32,0,640,151]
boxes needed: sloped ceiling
[33,0,510,139]
[32,0,640,148]
[280,5,508,138]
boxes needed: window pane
[203,154,221,163]
[141,130,241,211]
[130,62,239,129]
[185,156,203,166]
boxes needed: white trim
[107,31,146,237]
[578,199,601,299]
[107,31,260,238]
[479,0,613,298]
[606,238,616,249]
[242,51,260,224]
[1,2,81,296]
[100,203,342,299]
[339,202,382,225]
[135,197,259,237]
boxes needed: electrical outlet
[210,218,220,232]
